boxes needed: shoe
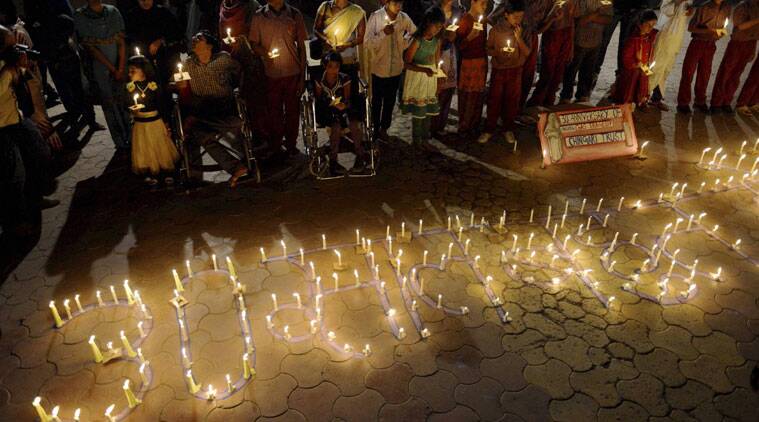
[351,155,366,172]
[39,198,60,209]
[676,105,691,114]
[575,97,590,104]
[229,166,248,188]
[329,160,348,177]
[651,101,669,111]
[144,177,159,186]
[558,98,572,105]
[720,105,734,114]
[736,106,753,116]
[694,104,710,113]
[376,128,390,143]
[505,131,516,144]
[477,132,492,144]
[88,121,106,131]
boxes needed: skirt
[401,66,440,119]
[131,113,179,175]
[458,57,488,93]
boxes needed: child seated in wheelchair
[314,52,369,176]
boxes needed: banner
[537,104,639,167]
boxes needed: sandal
[229,166,248,188]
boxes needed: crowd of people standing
[1,0,759,237]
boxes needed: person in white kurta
[648,0,693,107]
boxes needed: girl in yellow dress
[126,55,179,185]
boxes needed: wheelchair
[170,90,261,187]
[300,67,379,180]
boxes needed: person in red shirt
[611,9,658,108]
[710,0,759,114]
[219,0,267,142]
[455,0,488,139]
[676,0,732,114]
[736,52,759,115]
[526,0,578,108]
[479,0,530,145]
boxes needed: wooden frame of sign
[537,104,639,167]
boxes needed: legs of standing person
[520,33,539,107]
[737,55,759,108]
[266,74,299,154]
[575,48,599,101]
[431,87,454,135]
[50,57,97,126]
[485,68,507,133]
[527,28,571,107]
[711,40,756,109]
[371,74,401,136]
[591,13,621,91]
[560,46,585,102]
[694,41,717,108]
[650,86,664,104]
[93,64,131,149]
[677,39,704,108]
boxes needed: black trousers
[49,56,96,124]
[371,74,401,132]
[561,45,601,101]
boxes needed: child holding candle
[676,0,732,114]
[611,10,659,108]
[125,55,178,185]
[401,7,445,147]
[431,37,458,139]
[479,0,530,145]
[314,52,368,176]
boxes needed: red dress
[613,29,658,106]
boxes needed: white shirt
[365,7,416,78]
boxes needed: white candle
[137,321,145,338]
[49,301,63,328]
[110,285,119,304]
[186,370,200,393]
[596,198,603,212]
[335,250,342,267]
[260,247,267,262]
[602,214,609,228]
[580,198,586,214]
[124,379,141,408]
[552,224,558,239]
[511,234,518,253]
[354,269,360,286]
[447,242,454,258]
[172,269,184,292]
[617,197,624,211]
[437,294,443,309]
[133,93,140,107]
[563,235,570,249]
[322,234,327,249]
[74,294,83,313]
[698,147,711,165]
[631,233,638,245]
[212,254,218,270]
[545,205,552,229]
[32,397,49,422]
[243,353,252,379]
[529,209,534,223]
[185,260,192,278]
[226,374,234,393]
[104,404,116,422]
[464,239,471,255]
[333,272,339,290]
[527,232,534,250]
[423,250,428,265]
[271,293,278,311]
[418,219,423,235]
[121,330,137,358]
[89,335,103,362]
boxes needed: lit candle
[545,205,552,229]
[137,321,145,338]
[74,294,83,313]
[332,272,339,291]
[124,379,141,408]
[423,250,428,265]
[121,330,137,358]
[447,216,452,231]
[617,197,624,211]
[226,373,234,393]
[335,250,343,267]
[529,209,534,223]
[172,269,184,292]
[212,254,218,270]
[104,404,116,422]
[186,370,200,393]
[464,239,471,255]
[133,93,140,107]
[631,233,638,245]
[89,335,103,363]
[511,234,518,253]
[552,224,558,239]
[226,257,237,279]
[139,361,149,385]
[322,234,327,249]
[602,214,609,227]
[698,147,711,165]
[243,353,252,379]
[259,247,267,262]
[418,219,423,235]
[271,293,278,311]
[596,198,603,212]
[109,285,119,304]
[580,198,587,214]
[73,408,81,422]
[32,397,49,422]
[62,299,72,320]
[49,301,63,328]
[563,235,570,249]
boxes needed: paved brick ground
[1,25,759,422]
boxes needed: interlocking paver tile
[287,382,340,422]
[549,392,600,422]
[365,362,414,404]
[408,370,457,413]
